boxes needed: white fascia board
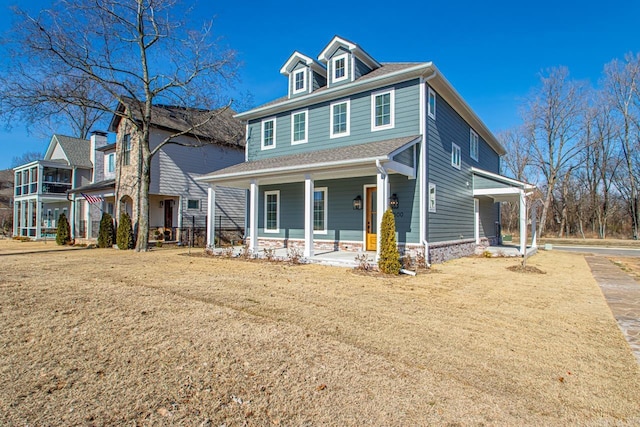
[280,51,325,75]
[471,167,535,189]
[473,187,521,196]
[318,36,357,63]
[235,63,434,120]
[196,155,389,183]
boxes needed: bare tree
[524,67,586,237]
[603,52,640,239]
[0,0,238,250]
[10,151,44,168]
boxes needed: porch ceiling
[197,135,420,188]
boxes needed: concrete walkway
[586,256,640,364]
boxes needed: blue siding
[426,88,479,243]
[354,57,372,79]
[247,79,421,161]
[312,70,326,91]
[393,146,414,167]
[328,47,351,87]
[257,174,420,244]
[478,196,499,238]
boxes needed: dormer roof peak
[280,51,326,76]
[318,35,381,70]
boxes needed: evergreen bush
[97,212,115,248]
[55,212,71,245]
[378,208,401,274]
[116,212,134,250]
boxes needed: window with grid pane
[265,191,279,232]
[292,111,307,144]
[331,101,349,137]
[123,134,131,166]
[313,188,327,232]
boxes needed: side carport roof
[472,167,535,202]
[67,179,116,194]
[197,135,421,188]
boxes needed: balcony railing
[41,182,72,194]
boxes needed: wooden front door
[366,187,377,251]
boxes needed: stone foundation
[253,238,364,252]
[427,239,477,264]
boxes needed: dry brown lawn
[1,239,639,426]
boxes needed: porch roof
[471,167,535,202]
[197,135,421,187]
[67,179,115,195]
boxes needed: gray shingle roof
[200,135,420,181]
[53,135,92,168]
[68,179,115,194]
[110,98,245,148]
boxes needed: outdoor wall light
[353,195,362,210]
[390,194,399,209]
[159,200,164,208]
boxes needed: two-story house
[198,36,533,263]
[12,134,96,239]
[69,99,246,244]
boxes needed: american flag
[82,193,104,204]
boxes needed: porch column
[86,200,92,240]
[13,200,18,237]
[530,202,538,249]
[304,174,314,258]
[206,185,216,248]
[519,189,527,256]
[376,165,389,260]
[36,199,43,240]
[249,179,258,252]
[70,196,76,239]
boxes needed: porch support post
[519,189,527,256]
[249,179,258,253]
[304,174,314,258]
[206,185,216,248]
[70,195,76,239]
[86,200,92,240]
[376,162,389,261]
[36,199,42,240]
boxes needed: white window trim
[330,99,351,139]
[290,109,308,145]
[106,153,115,174]
[187,199,200,210]
[429,183,437,213]
[428,87,436,120]
[451,142,461,170]
[371,88,395,131]
[313,187,328,235]
[261,118,277,150]
[292,68,307,95]
[470,129,479,162]
[332,53,349,83]
[264,190,280,233]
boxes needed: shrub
[287,247,303,264]
[378,208,401,274]
[116,212,134,250]
[97,213,115,248]
[354,253,373,271]
[56,213,71,245]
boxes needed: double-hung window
[371,88,395,131]
[261,118,276,150]
[451,143,461,170]
[313,187,327,234]
[291,110,308,144]
[123,134,131,166]
[293,69,306,94]
[330,100,350,138]
[107,153,115,173]
[470,129,479,161]
[332,53,348,83]
[428,87,436,120]
[264,190,279,233]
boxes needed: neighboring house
[199,36,533,262]
[12,134,95,239]
[0,169,15,235]
[69,99,246,244]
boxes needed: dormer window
[332,53,348,83]
[293,69,306,94]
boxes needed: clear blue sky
[1,0,639,170]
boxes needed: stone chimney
[90,131,108,183]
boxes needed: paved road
[551,245,640,257]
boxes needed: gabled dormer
[317,36,381,88]
[280,51,327,99]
